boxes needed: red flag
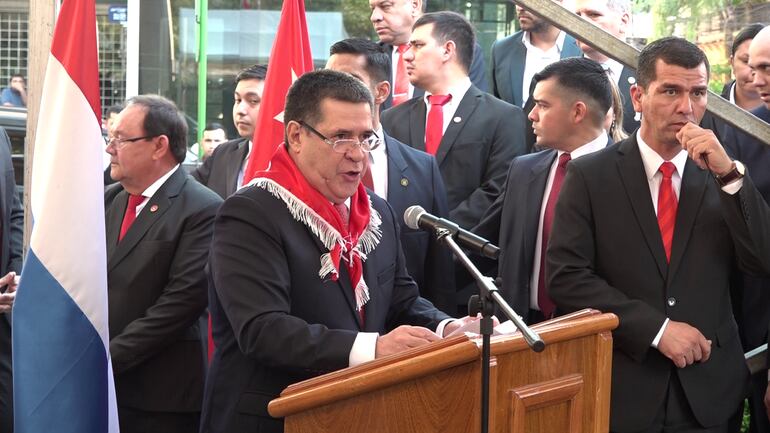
[242,0,313,183]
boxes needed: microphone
[404,205,500,259]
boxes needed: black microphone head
[404,205,426,230]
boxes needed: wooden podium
[269,309,618,433]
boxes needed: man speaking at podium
[547,37,770,432]
[200,70,468,433]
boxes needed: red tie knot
[397,44,408,54]
[659,161,676,180]
[128,194,145,209]
[558,152,571,169]
[428,94,452,107]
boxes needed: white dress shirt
[521,31,567,105]
[368,126,389,199]
[530,132,608,310]
[637,132,743,347]
[236,140,253,190]
[422,77,472,137]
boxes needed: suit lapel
[409,100,427,152]
[226,138,248,195]
[105,189,126,260]
[384,135,409,209]
[510,36,526,106]
[667,160,708,281]
[108,169,185,271]
[436,87,481,166]
[616,138,668,278]
[523,151,556,274]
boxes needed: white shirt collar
[558,131,608,160]
[423,76,472,107]
[141,164,180,199]
[602,58,625,84]
[522,30,567,54]
[637,132,687,181]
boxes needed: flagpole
[24,0,57,253]
[196,0,209,157]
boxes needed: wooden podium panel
[269,310,618,433]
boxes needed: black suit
[200,186,450,433]
[381,42,488,110]
[382,133,455,312]
[105,168,222,433]
[474,138,610,324]
[0,128,22,433]
[724,105,770,433]
[547,135,770,432]
[192,137,249,199]
[381,84,527,230]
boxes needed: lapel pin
[453,116,462,123]
[628,76,636,85]
[400,178,409,187]
[150,204,159,212]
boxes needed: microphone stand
[434,228,545,433]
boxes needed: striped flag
[241,0,313,183]
[12,0,119,432]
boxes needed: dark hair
[9,73,24,81]
[637,37,710,88]
[413,11,475,74]
[204,122,225,132]
[236,64,268,84]
[284,70,373,134]
[106,103,124,116]
[731,23,765,56]
[126,94,188,164]
[329,38,391,84]
[533,57,613,126]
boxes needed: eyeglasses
[299,121,380,153]
[106,135,158,149]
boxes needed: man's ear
[443,40,456,62]
[630,84,644,114]
[374,80,391,105]
[572,100,588,125]
[285,120,303,153]
[152,135,171,161]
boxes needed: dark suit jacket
[490,31,582,107]
[381,84,527,229]
[382,133,454,312]
[547,135,770,432]
[724,105,770,353]
[105,168,222,421]
[0,128,22,433]
[192,137,249,199]
[200,186,450,433]
[381,42,488,110]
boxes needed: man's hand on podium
[375,325,441,358]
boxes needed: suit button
[667,297,676,307]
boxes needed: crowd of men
[1,1,770,433]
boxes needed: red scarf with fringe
[253,145,373,311]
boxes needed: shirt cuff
[348,332,379,367]
[651,318,670,348]
[721,178,743,195]
[435,318,456,338]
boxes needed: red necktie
[657,162,678,262]
[537,152,571,319]
[393,45,410,106]
[333,203,365,325]
[118,194,144,242]
[425,94,452,156]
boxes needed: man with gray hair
[105,94,222,432]
[572,0,639,135]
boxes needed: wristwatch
[715,161,745,187]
